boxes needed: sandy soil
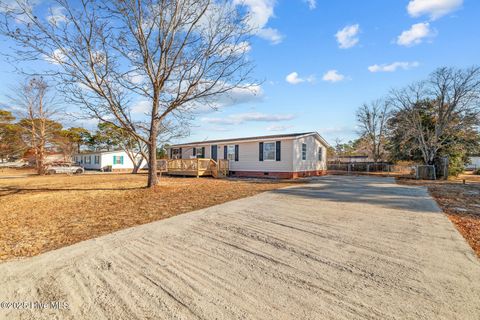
[398,177,480,257]
[0,176,479,319]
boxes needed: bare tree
[10,78,59,174]
[356,99,390,163]
[389,66,480,165]
[0,0,255,187]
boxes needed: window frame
[318,147,323,161]
[263,142,276,161]
[227,145,235,161]
[172,148,180,159]
[194,147,205,159]
[301,143,307,161]
[113,155,123,165]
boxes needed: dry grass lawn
[398,174,480,257]
[0,173,299,262]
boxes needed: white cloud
[407,0,463,20]
[47,6,67,26]
[266,124,293,131]
[213,85,263,109]
[397,22,435,46]
[0,0,41,24]
[335,24,360,49]
[322,70,345,83]
[304,0,316,10]
[234,0,274,28]
[190,84,264,113]
[201,112,295,125]
[257,28,284,44]
[233,0,283,44]
[218,41,251,56]
[44,48,67,64]
[285,72,315,85]
[132,100,150,114]
[368,61,420,73]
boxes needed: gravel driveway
[1,175,479,319]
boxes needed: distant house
[73,150,146,172]
[24,151,68,166]
[166,132,329,179]
[466,156,480,170]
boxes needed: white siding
[73,151,145,170]
[222,140,293,172]
[76,154,102,170]
[100,152,136,170]
[176,140,294,172]
[293,135,327,172]
[170,133,329,174]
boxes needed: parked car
[0,160,28,168]
[46,163,84,175]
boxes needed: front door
[211,145,218,161]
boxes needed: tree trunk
[147,128,158,188]
[132,158,143,174]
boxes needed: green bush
[446,154,465,177]
[474,168,480,175]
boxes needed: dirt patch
[398,177,480,257]
[0,174,298,261]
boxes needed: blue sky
[0,0,479,145]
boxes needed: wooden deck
[157,159,229,178]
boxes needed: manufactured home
[73,150,146,172]
[467,156,480,170]
[166,132,329,178]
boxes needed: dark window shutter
[235,145,239,161]
[275,141,281,161]
[169,148,173,159]
[192,147,196,157]
[224,146,227,160]
[259,142,264,161]
[201,147,205,158]
[179,148,182,159]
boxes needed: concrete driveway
[1,175,479,319]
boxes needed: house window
[195,147,204,158]
[301,143,307,160]
[227,145,235,160]
[85,155,91,164]
[94,155,100,164]
[263,142,275,161]
[113,155,124,164]
[172,148,181,159]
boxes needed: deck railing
[157,158,229,178]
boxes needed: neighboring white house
[166,132,329,178]
[73,150,146,172]
[467,156,480,170]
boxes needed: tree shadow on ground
[0,186,145,197]
[271,176,441,214]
